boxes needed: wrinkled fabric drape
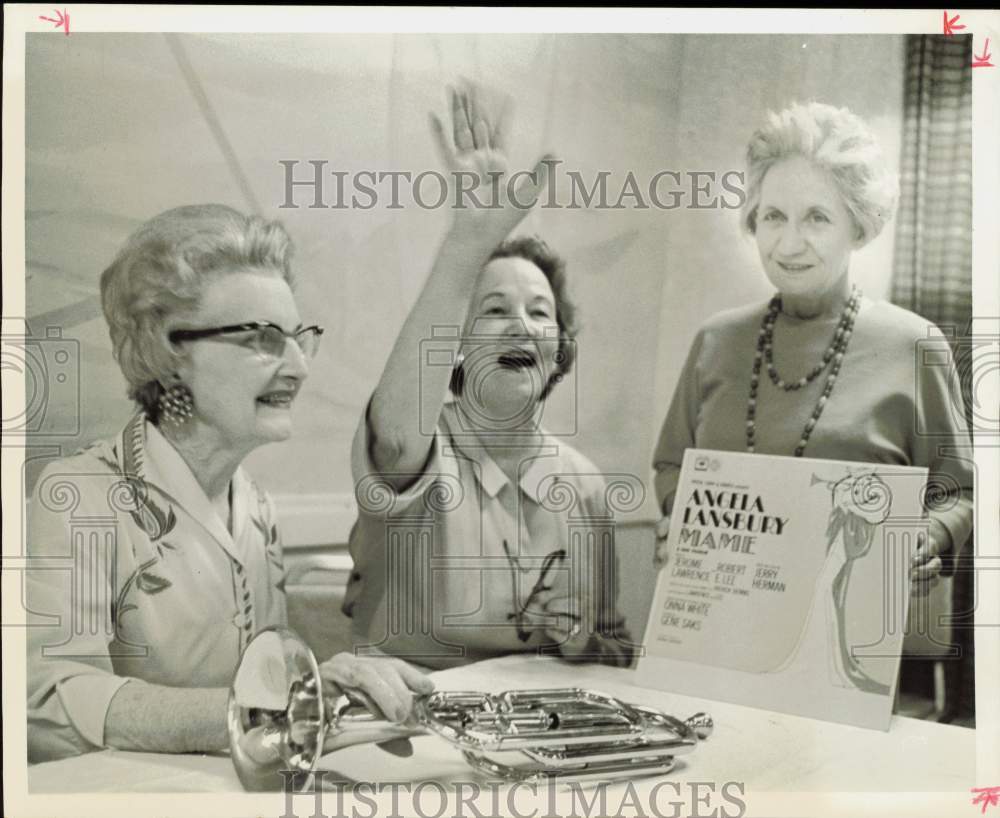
[25,34,907,503]
[24,33,912,660]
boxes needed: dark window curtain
[892,34,973,417]
[891,33,974,724]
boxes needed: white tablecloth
[28,654,975,794]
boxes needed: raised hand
[429,82,553,241]
[365,81,557,484]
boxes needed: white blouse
[343,401,637,669]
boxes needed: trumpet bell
[228,628,326,791]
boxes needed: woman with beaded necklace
[651,103,973,686]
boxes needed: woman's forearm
[104,680,230,754]
[654,466,680,516]
[368,226,496,478]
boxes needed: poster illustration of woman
[786,472,894,694]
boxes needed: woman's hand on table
[430,81,554,243]
[910,520,952,597]
[318,652,435,724]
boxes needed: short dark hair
[450,235,578,401]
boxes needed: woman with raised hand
[27,205,433,762]
[343,86,635,668]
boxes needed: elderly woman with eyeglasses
[26,205,432,762]
[341,87,636,669]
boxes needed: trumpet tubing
[228,628,712,791]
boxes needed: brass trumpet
[228,628,712,791]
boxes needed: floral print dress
[26,413,286,762]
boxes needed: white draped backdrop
[23,34,909,636]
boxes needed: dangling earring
[449,353,466,396]
[158,382,194,426]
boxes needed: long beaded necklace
[746,287,861,457]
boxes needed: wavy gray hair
[741,102,899,245]
[100,204,294,421]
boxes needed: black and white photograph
[3,7,998,818]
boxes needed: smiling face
[458,256,561,427]
[172,270,309,455]
[755,155,861,302]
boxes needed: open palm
[430,83,553,240]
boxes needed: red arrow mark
[38,9,70,35]
[943,11,966,36]
[973,38,994,67]
[971,786,1000,814]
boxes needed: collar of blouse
[111,412,253,563]
[441,403,564,503]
